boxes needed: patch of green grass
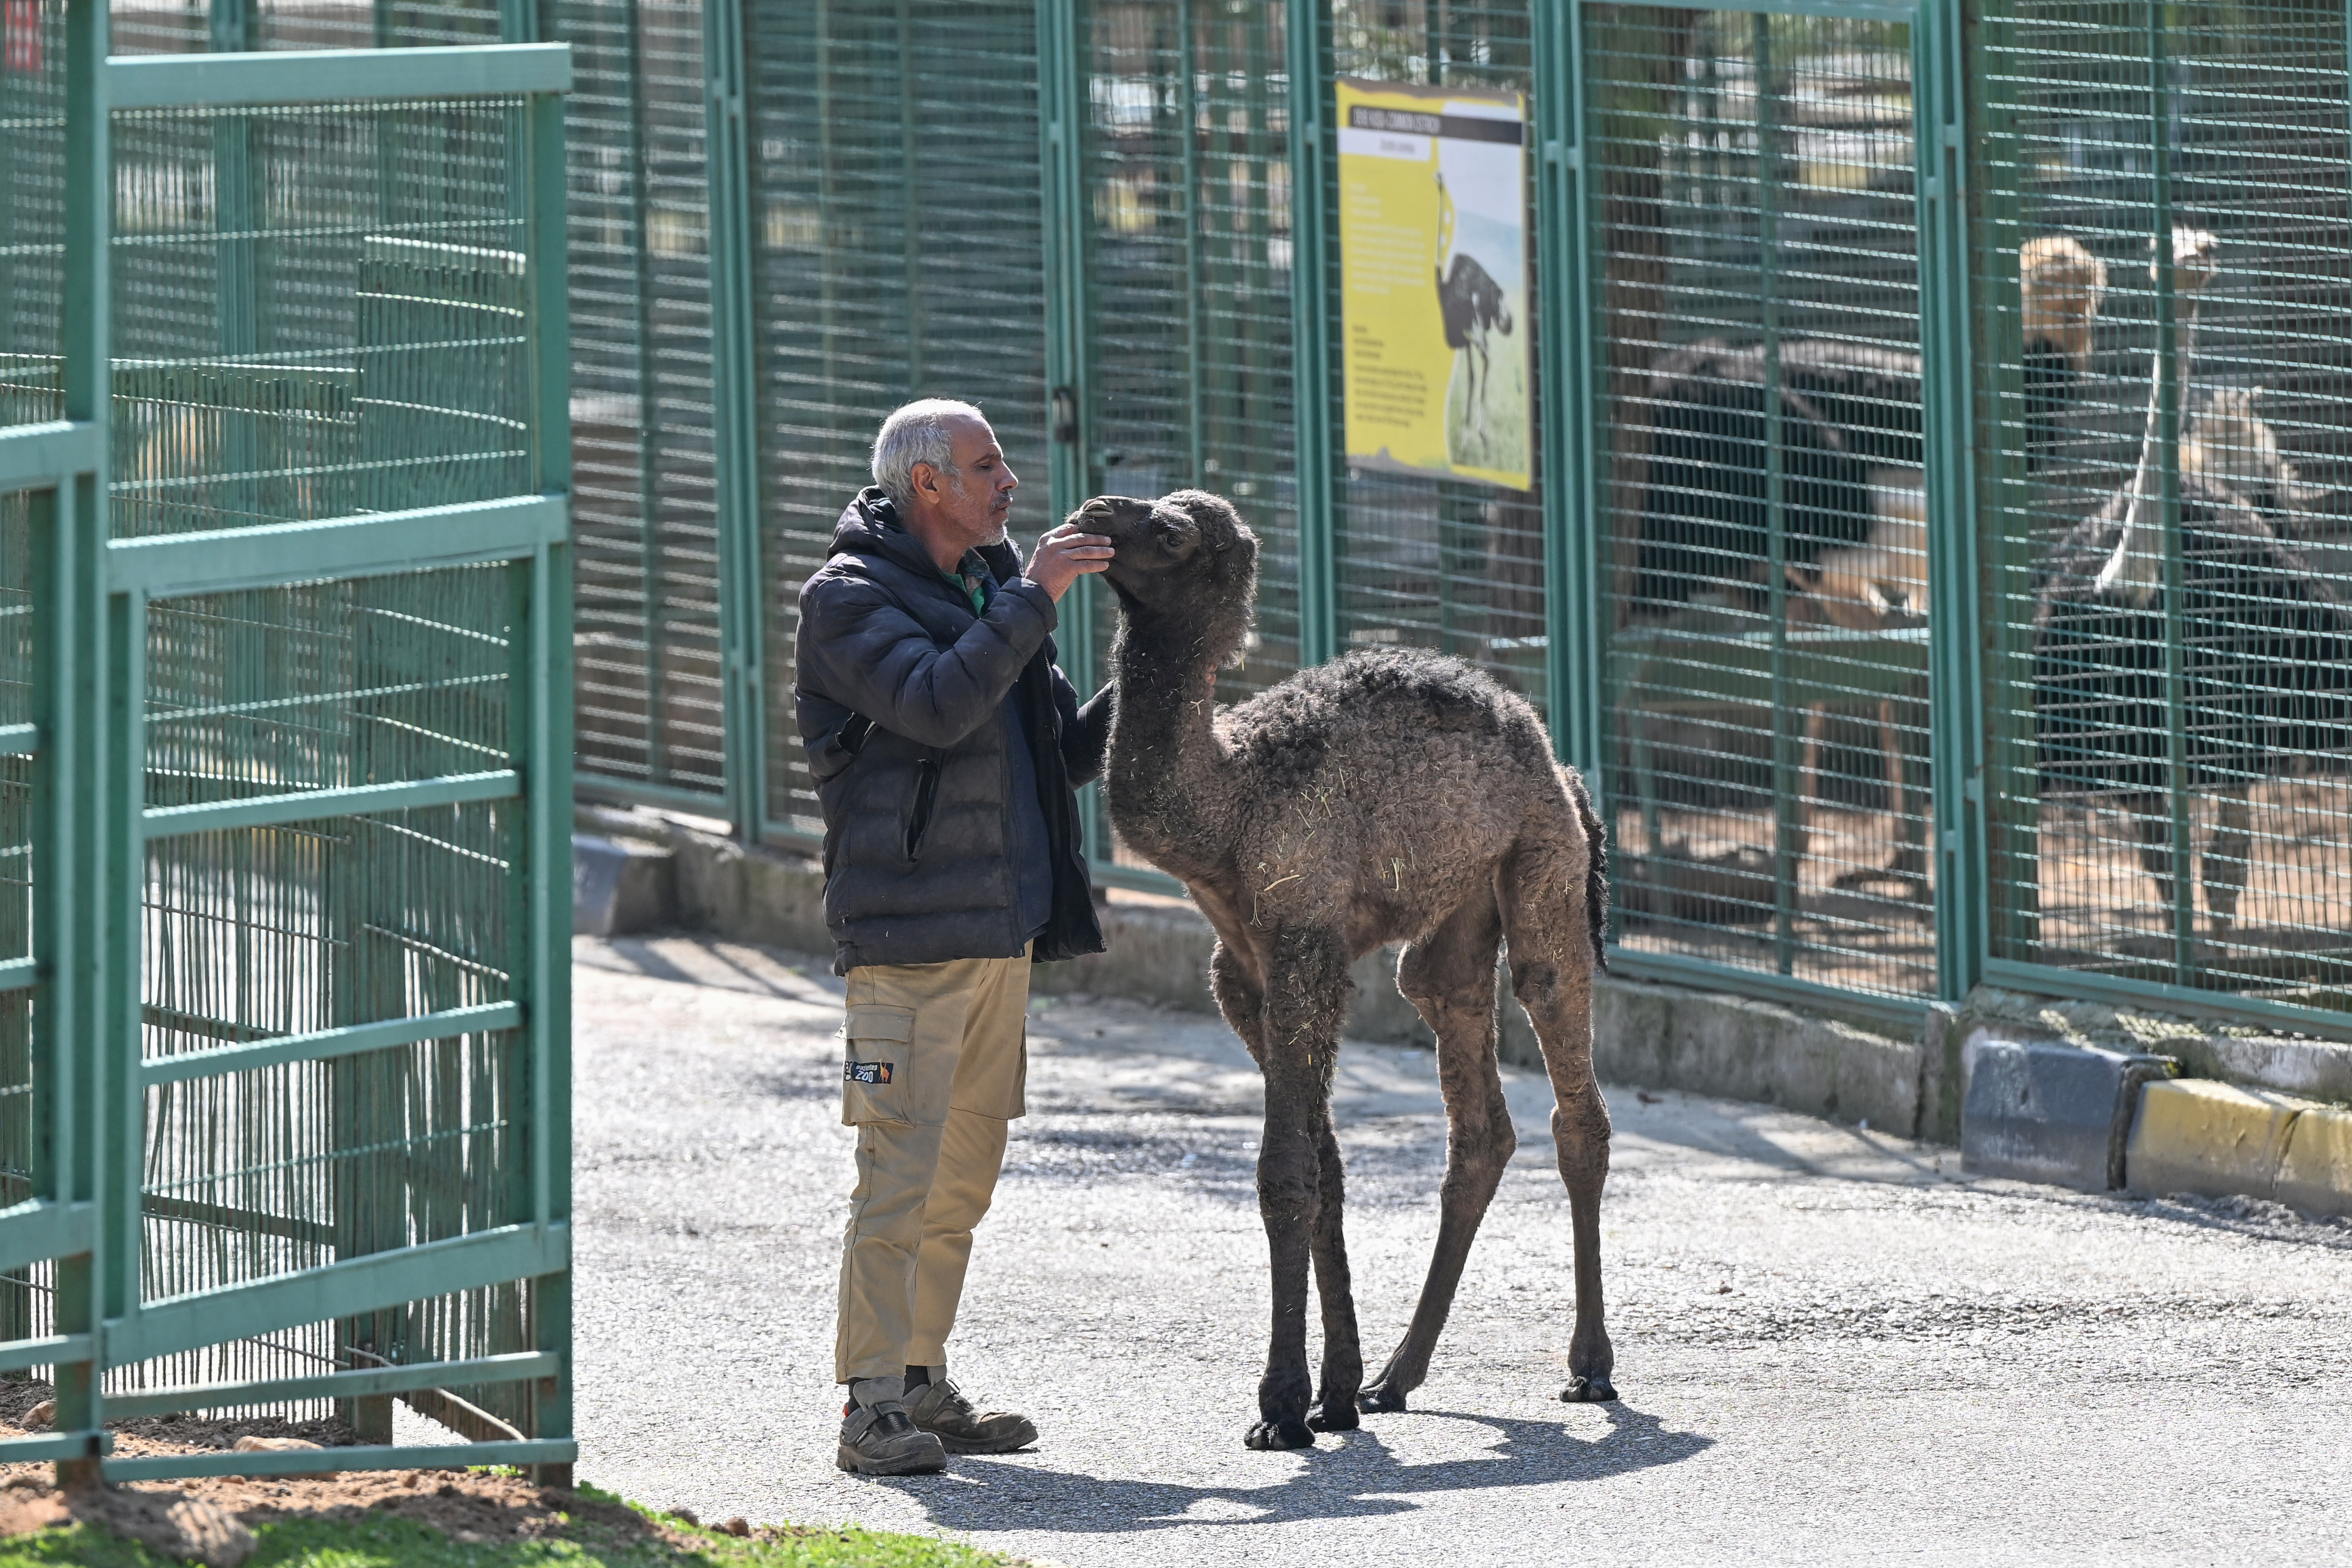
[0,1487,1017,1568]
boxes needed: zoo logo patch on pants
[844,1061,894,1085]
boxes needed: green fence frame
[0,12,575,1483]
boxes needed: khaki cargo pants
[834,944,1031,1385]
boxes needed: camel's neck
[2099,301,2202,607]
[1107,620,1234,870]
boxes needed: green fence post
[1922,0,1986,1002]
[1178,0,1204,489]
[53,0,109,1488]
[2146,6,2192,986]
[1038,0,1104,866]
[1532,0,1604,792]
[210,0,258,536]
[1966,0,2031,977]
[1286,0,1336,667]
[98,580,143,1449]
[522,83,576,1487]
[705,0,765,841]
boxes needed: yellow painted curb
[2275,1105,2352,1221]
[2124,1079,2304,1201]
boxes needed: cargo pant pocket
[841,1003,917,1125]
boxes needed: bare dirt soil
[0,1376,689,1560]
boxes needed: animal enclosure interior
[1589,9,1936,999]
[1973,0,2352,1012]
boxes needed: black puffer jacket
[794,488,1111,973]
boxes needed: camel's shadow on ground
[889,1402,1711,1532]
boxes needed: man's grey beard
[944,469,1010,543]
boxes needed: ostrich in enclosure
[2033,228,2352,933]
[1625,237,2106,899]
[1635,235,2108,616]
[1080,488,1615,1451]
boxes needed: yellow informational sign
[1338,77,1530,491]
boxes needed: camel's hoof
[1560,1375,1619,1404]
[1356,1384,1408,1415]
[1306,1400,1359,1433]
[1243,1419,1316,1451]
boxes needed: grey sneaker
[837,1394,947,1476]
[906,1378,1039,1454]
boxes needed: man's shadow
[889,1401,1711,1533]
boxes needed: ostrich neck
[1107,623,1233,869]
[2100,305,2202,606]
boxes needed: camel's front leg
[1305,1099,1363,1432]
[1247,926,1351,1451]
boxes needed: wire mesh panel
[1584,7,1935,999]
[748,0,1050,838]
[1066,1,1299,880]
[564,0,729,806]
[1079,0,1300,704]
[111,98,530,536]
[112,0,502,58]
[95,54,571,1469]
[1328,1,1550,711]
[1974,0,2352,1014]
[0,0,71,1376]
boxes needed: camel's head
[1076,490,1260,669]
[1076,488,1259,613]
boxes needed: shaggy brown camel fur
[1078,489,1615,1451]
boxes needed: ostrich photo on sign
[1336,78,1529,490]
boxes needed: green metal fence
[566,0,2352,1039]
[1969,0,2352,1031]
[1573,6,1953,1009]
[0,6,572,1481]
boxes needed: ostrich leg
[2204,785,2253,933]
[2127,792,2179,912]
[1360,896,1511,1415]
[1498,839,1616,1403]
[1245,924,1352,1451]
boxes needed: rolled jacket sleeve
[799,572,1058,750]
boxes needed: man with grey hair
[794,398,1113,1475]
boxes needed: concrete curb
[1961,1040,2176,1192]
[1952,984,2352,1108]
[572,833,676,938]
[2125,1079,2352,1219]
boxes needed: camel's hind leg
[1359,894,1511,1415]
[1499,835,1616,1403]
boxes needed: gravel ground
[572,935,2352,1567]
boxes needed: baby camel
[1079,489,1615,1450]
